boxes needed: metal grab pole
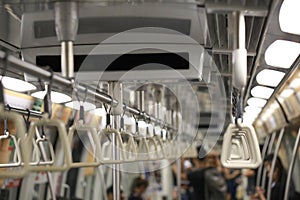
[0,51,176,131]
[261,132,276,188]
[176,158,181,200]
[284,128,300,200]
[256,135,271,186]
[109,82,123,200]
[267,128,285,200]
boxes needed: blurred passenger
[128,177,149,200]
[106,185,125,200]
[224,168,241,200]
[188,146,227,200]
[251,154,286,200]
[172,158,192,200]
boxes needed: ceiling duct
[20,3,206,82]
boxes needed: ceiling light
[251,86,274,99]
[245,106,262,114]
[265,40,300,68]
[138,120,148,128]
[90,107,106,117]
[65,101,96,111]
[256,69,285,87]
[31,91,71,103]
[247,97,267,108]
[243,117,255,124]
[0,76,36,92]
[123,116,135,125]
[289,78,300,89]
[279,0,300,35]
[279,88,294,98]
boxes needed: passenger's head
[130,177,149,196]
[190,145,207,168]
[106,185,125,200]
[264,154,284,182]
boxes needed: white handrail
[68,122,101,168]
[0,105,29,178]
[99,128,125,164]
[26,118,72,171]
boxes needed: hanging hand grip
[27,118,72,171]
[0,106,29,178]
[14,138,41,166]
[1,135,22,167]
[136,137,150,161]
[36,135,56,165]
[68,123,101,168]
[221,123,262,168]
[120,131,137,162]
[99,128,125,164]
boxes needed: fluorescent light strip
[31,90,71,103]
[256,69,285,87]
[265,40,300,69]
[251,86,274,99]
[247,97,267,108]
[1,76,36,92]
[279,0,300,35]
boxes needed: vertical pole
[267,128,284,200]
[109,82,123,200]
[284,128,300,200]
[176,158,181,200]
[256,135,270,186]
[261,132,276,188]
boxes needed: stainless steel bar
[61,41,74,78]
[261,132,276,188]
[256,135,271,187]
[6,53,117,106]
[284,127,300,200]
[5,106,43,118]
[267,128,285,200]
[1,50,176,131]
[211,48,256,56]
[109,82,121,200]
[176,157,181,200]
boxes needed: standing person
[187,146,208,200]
[251,154,286,200]
[106,185,125,200]
[172,158,192,200]
[204,152,227,200]
[128,177,149,200]
[224,168,242,200]
[188,146,227,200]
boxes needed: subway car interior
[0,0,300,200]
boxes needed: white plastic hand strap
[163,139,174,159]
[136,137,150,161]
[27,118,72,171]
[99,128,125,164]
[147,137,160,160]
[1,135,21,167]
[0,106,29,178]
[68,123,101,168]
[35,135,55,165]
[13,138,40,166]
[153,136,166,159]
[221,123,262,168]
[120,131,137,162]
